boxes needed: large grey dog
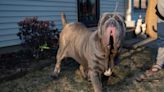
[52,12,126,92]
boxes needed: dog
[51,12,126,92]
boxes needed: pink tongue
[102,27,116,47]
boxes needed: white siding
[0,0,77,47]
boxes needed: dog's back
[59,13,93,62]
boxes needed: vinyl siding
[100,0,126,15]
[0,0,77,47]
[0,0,146,48]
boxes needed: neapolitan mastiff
[52,12,126,92]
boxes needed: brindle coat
[52,12,126,92]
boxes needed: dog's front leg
[104,55,114,76]
[89,70,103,92]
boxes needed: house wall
[0,0,145,48]
[0,0,77,47]
[100,0,127,15]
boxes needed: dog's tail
[61,12,67,27]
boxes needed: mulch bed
[0,49,57,83]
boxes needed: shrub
[17,17,59,58]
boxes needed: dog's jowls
[52,12,126,92]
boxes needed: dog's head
[97,13,126,52]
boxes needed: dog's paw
[50,72,59,79]
[104,68,112,76]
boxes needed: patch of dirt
[0,50,33,78]
[0,49,56,82]
[0,47,164,92]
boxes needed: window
[78,0,100,27]
[133,0,148,9]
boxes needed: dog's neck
[93,31,110,56]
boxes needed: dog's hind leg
[79,65,88,79]
[51,47,67,78]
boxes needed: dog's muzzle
[106,20,117,49]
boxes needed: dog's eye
[115,16,119,20]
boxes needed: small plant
[17,17,59,58]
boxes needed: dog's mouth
[103,25,116,50]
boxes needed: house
[0,0,146,49]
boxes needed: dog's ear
[114,14,124,22]
[114,14,126,37]
[97,13,111,38]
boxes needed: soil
[0,47,164,92]
[0,49,56,82]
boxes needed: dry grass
[0,47,164,92]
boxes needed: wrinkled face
[98,13,126,51]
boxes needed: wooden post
[125,0,135,28]
[145,0,158,39]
